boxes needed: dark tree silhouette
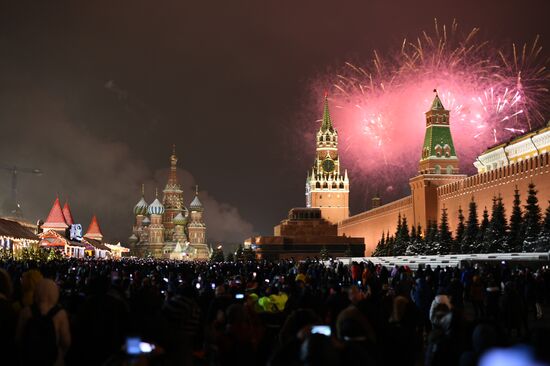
[508,186,523,252]
[461,198,479,254]
[522,183,542,252]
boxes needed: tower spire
[168,144,179,185]
[320,92,334,132]
[431,88,445,110]
[419,89,458,174]
[141,183,145,197]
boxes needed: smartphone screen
[126,337,141,355]
[126,337,155,355]
[311,325,331,336]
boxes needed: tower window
[339,182,344,189]
[446,165,453,174]
[323,182,328,189]
[434,165,441,174]
[444,144,451,157]
[332,182,337,189]
[434,145,442,157]
[315,182,321,189]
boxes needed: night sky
[1,0,549,248]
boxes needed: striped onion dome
[134,197,148,216]
[147,198,165,215]
[190,195,203,212]
[142,217,151,226]
[173,212,187,225]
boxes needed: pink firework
[315,19,550,205]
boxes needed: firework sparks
[309,19,550,203]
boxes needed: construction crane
[0,164,43,218]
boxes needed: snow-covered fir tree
[508,186,523,252]
[477,207,490,252]
[438,207,452,254]
[452,206,465,254]
[522,183,542,252]
[539,202,550,252]
[461,198,479,254]
[394,215,410,255]
[485,195,508,253]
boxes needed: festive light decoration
[310,19,550,201]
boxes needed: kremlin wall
[247,91,550,259]
[338,94,550,256]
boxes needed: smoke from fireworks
[308,19,550,207]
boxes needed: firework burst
[314,19,550,205]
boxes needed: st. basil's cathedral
[128,147,211,260]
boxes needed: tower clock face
[322,158,335,172]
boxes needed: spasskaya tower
[305,94,349,223]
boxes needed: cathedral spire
[168,144,178,185]
[320,92,334,132]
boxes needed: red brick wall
[338,152,550,256]
[338,196,413,255]
[438,152,550,234]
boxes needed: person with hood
[16,278,71,366]
[13,269,43,313]
[429,287,452,326]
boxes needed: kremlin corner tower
[305,94,350,224]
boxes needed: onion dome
[190,185,203,212]
[134,184,148,215]
[147,198,165,215]
[147,188,165,215]
[173,212,187,226]
[142,217,151,226]
[129,234,138,243]
[134,197,148,216]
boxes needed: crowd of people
[1,256,550,366]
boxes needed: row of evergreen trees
[210,244,256,262]
[372,183,550,256]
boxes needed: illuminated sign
[69,224,83,242]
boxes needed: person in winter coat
[532,271,545,320]
[470,275,485,319]
[16,278,71,366]
[429,287,452,326]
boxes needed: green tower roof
[320,93,334,132]
[431,91,445,110]
[421,125,457,158]
[421,92,457,160]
